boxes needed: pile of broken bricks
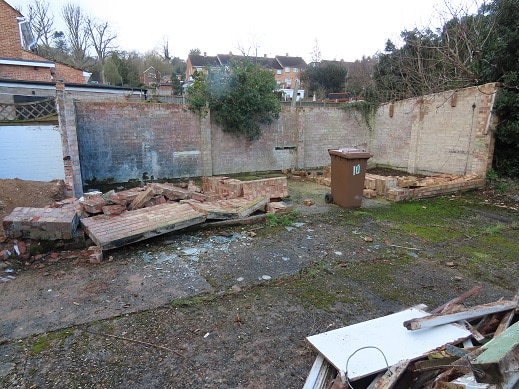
[304,286,519,389]
[289,167,485,202]
[2,176,290,263]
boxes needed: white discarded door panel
[306,307,471,381]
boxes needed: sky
[12,0,484,63]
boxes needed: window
[276,69,282,75]
[285,78,291,86]
[285,67,290,73]
[18,19,37,50]
[293,67,298,73]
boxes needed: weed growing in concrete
[169,294,216,308]
[30,330,73,356]
[265,210,299,227]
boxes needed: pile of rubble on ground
[304,286,519,389]
[288,167,485,202]
[1,176,290,264]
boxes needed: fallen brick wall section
[3,207,80,240]
[306,169,485,202]
[242,177,289,200]
[202,177,244,198]
[202,176,289,201]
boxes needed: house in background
[184,53,221,82]
[184,52,307,99]
[274,54,306,90]
[0,0,89,84]
[141,66,174,97]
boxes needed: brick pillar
[407,100,424,174]
[295,107,305,169]
[56,83,84,198]
[200,109,213,176]
[471,82,499,176]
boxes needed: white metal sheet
[306,307,471,381]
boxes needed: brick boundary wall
[370,83,498,176]
[56,83,498,197]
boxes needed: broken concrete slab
[81,203,207,250]
[0,254,213,342]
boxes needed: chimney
[204,52,206,56]
[286,53,289,56]
[264,54,267,57]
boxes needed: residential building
[184,52,307,98]
[274,54,306,90]
[184,53,220,81]
[0,0,89,84]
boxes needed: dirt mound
[0,179,66,236]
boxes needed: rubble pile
[287,167,486,202]
[1,176,290,263]
[305,287,519,389]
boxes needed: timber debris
[304,288,519,389]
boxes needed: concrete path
[0,254,213,342]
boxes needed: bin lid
[328,148,371,159]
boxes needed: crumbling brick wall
[66,83,498,196]
[370,83,498,176]
[75,102,205,186]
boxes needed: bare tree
[310,38,321,64]
[345,56,376,97]
[374,0,496,102]
[236,35,262,58]
[27,0,54,47]
[62,3,90,68]
[161,36,171,61]
[85,17,117,84]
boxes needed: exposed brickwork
[74,102,203,185]
[61,83,498,195]
[371,84,498,176]
[202,177,244,198]
[0,1,87,84]
[267,201,289,214]
[3,206,80,240]
[210,107,300,175]
[80,203,207,250]
[0,1,23,57]
[241,177,289,200]
[0,64,53,82]
[370,172,485,202]
[181,196,269,219]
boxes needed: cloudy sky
[13,0,484,62]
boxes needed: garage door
[0,125,64,181]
